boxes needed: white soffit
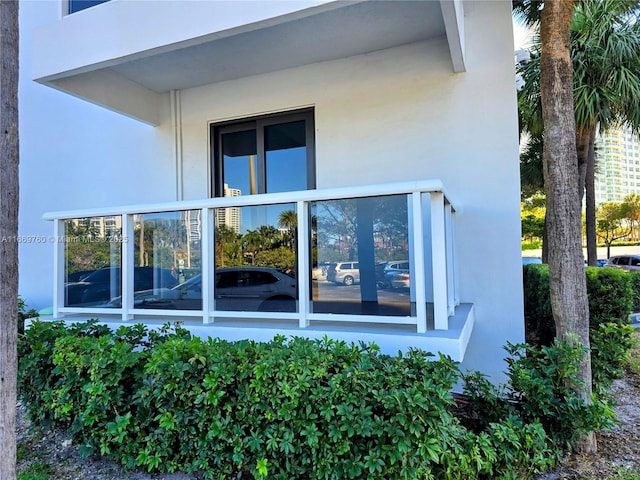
[33,0,464,124]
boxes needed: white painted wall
[20,0,522,381]
[18,0,176,310]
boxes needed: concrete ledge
[29,303,475,363]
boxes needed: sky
[513,19,534,51]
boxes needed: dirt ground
[17,369,640,480]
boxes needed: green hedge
[19,320,572,480]
[522,264,636,392]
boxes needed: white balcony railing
[44,180,458,334]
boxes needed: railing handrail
[43,179,455,220]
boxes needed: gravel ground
[17,370,640,480]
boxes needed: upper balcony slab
[32,0,465,125]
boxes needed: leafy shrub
[463,339,615,450]
[591,322,636,394]
[585,267,633,324]
[523,264,636,390]
[629,271,640,313]
[18,296,39,334]
[19,320,568,480]
[522,264,554,345]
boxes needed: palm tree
[518,0,640,265]
[537,0,596,453]
[572,0,640,264]
[277,209,297,250]
[257,225,281,250]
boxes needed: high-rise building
[595,127,640,205]
[214,184,241,233]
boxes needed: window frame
[210,108,316,198]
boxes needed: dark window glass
[265,120,307,193]
[212,109,314,197]
[69,0,109,14]
[311,195,413,317]
[222,129,258,195]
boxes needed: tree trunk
[585,129,597,266]
[576,126,590,207]
[540,0,596,454]
[0,1,19,478]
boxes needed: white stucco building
[19,0,523,382]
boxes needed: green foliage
[253,246,295,269]
[609,466,640,480]
[17,462,54,480]
[522,264,554,346]
[585,267,633,324]
[18,321,572,480]
[629,271,640,313]
[463,339,615,450]
[624,329,640,377]
[521,240,542,250]
[591,322,636,394]
[523,265,637,392]
[18,296,39,335]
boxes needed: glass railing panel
[63,216,123,307]
[112,210,204,310]
[214,203,298,312]
[310,194,413,316]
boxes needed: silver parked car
[327,262,360,286]
[606,255,640,272]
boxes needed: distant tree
[254,247,295,269]
[597,201,631,258]
[621,193,640,241]
[521,194,546,245]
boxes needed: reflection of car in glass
[114,267,298,312]
[389,271,410,289]
[381,261,409,288]
[65,266,179,307]
[327,262,360,286]
[312,262,330,281]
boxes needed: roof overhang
[33,0,466,125]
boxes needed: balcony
[32,0,465,125]
[43,180,474,360]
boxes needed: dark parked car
[65,266,179,307]
[112,266,298,312]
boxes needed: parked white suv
[606,255,640,272]
[327,262,360,285]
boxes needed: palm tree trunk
[586,129,597,266]
[0,1,19,478]
[540,0,596,454]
